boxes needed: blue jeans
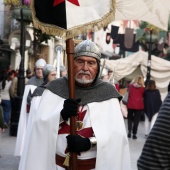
[1,100,11,124]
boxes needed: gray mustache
[77,70,91,76]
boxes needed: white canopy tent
[101,51,170,100]
[116,0,170,31]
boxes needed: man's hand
[66,134,91,153]
[61,98,81,121]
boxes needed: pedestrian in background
[0,96,5,132]
[107,69,120,92]
[25,68,34,84]
[60,65,67,77]
[15,58,46,157]
[127,76,145,139]
[0,71,5,132]
[143,80,162,137]
[0,71,14,128]
[18,64,57,170]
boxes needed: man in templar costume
[24,40,131,170]
[14,58,46,156]
[18,64,57,170]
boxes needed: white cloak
[23,89,131,170]
[18,95,42,170]
[14,84,37,156]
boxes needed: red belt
[56,154,96,170]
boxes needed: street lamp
[145,30,158,87]
[146,30,153,84]
[10,0,26,136]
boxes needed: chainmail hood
[46,77,122,105]
[32,86,45,97]
[27,76,44,86]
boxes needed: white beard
[75,76,94,84]
[75,70,94,85]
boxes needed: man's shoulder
[32,86,45,97]
[27,76,36,85]
[27,76,43,86]
[46,77,67,89]
[45,77,68,98]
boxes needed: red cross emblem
[53,0,80,6]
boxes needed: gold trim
[31,0,116,40]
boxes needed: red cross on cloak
[53,0,80,6]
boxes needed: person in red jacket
[127,76,145,139]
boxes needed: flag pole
[66,38,78,170]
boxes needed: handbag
[122,91,129,105]
[122,86,131,105]
[120,100,128,118]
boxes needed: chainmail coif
[46,77,122,106]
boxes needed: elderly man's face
[35,66,43,78]
[74,56,98,86]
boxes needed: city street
[0,119,146,170]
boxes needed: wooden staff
[66,38,78,170]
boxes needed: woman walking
[143,80,162,137]
[127,76,145,139]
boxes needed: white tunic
[23,89,132,170]
[18,95,42,170]
[14,84,37,156]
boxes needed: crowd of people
[0,65,37,132]
[125,76,162,140]
[1,39,169,169]
[0,68,17,132]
